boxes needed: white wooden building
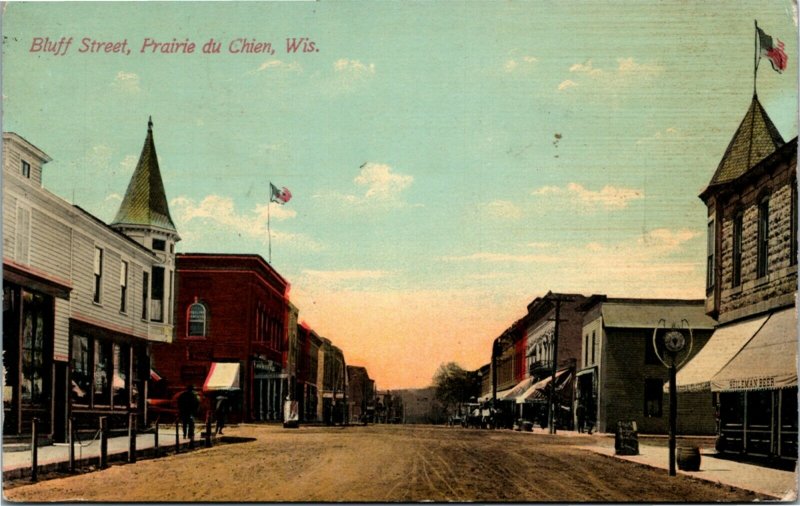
[2,119,178,441]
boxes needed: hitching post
[175,419,180,453]
[154,419,160,457]
[30,417,39,482]
[205,412,212,448]
[128,413,137,463]
[99,416,108,469]
[68,417,75,473]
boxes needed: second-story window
[93,247,103,304]
[188,301,207,337]
[152,239,166,251]
[119,261,128,313]
[757,196,770,278]
[706,218,715,290]
[591,330,596,363]
[732,211,743,287]
[141,271,149,320]
[21,160,30,178]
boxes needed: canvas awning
[671,314,769,393]
[501,377,537,402]
[601,303,717,330]
[517,369,570,404]
[478,387,515,403]
[711,308,797,392]
[203,362,241,392]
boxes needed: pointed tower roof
[707,95,785,187]
[111,117,177,234]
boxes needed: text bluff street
[29,36,319,56]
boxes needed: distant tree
[432,362,481,417]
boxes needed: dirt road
[4,424,766,502]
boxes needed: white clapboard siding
[3,192,17,258]
[30,207,71,276]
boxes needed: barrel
[676,446,701,471]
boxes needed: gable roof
[111,118,177,234]
[707,95,784,187]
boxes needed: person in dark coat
[177,384,200,439]
[576,401,586,433]
[215,394,229,435]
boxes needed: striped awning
[203,362,241,392]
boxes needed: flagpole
[754,19,759,96]
[268,194,272,264]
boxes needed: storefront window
[94,340,112,405]
[20,291,48,403]
[3,286,18,414]
[644,378,663,417]
[131,351,140,407]
[112,343,129,407]
[71,335,91,405]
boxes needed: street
[3,424,769,502]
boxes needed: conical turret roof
[111,118,177,233]
[708,95,785,187]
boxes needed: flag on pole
[757,26,787,73]
[270,183,292,204]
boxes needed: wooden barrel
[676,446,701,471]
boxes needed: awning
[672,314,769,393]
[203,362,241,392]
[500,377,537,401]
[711,308,797,392]
[478,387,515,403]
[150,368,164,382]
[517,369,570,404]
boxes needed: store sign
[254,359,281,378]
[727,376,776,390]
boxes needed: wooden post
[99,416,108,469]
[128,413,137,463]
[175,419,180,453]
[30,418,39,482]
[154,420,160,457]
[68,417,75,473]
[205,412,212,448]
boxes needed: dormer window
[188,300,207,337]
[21,160,30,178]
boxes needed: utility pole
[548,298,561,434]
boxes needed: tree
[432,362,481,417]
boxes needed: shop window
[20,291,49,403]
[93,340,112,406]
[71,335,91,405]
[644,378,663,417]
[93,247,103,304]
[732,211,743,286]
[188,301,207,337]
[119,261,128,313]
[757,196,770,278]
[112,343,130,407]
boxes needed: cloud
[300,269,392,290]
[316,163,416,209]
[256,59,302,72]
[111,71,140,94]
[170,194,322,250]
[442,252,561,263]
[531,182,643,211]
[637,228,700,251]
[636,127,688,144]
[485,200,523,220]
[558,79,578,91]
[504,55,538,73]
[562,57,664,92]
[328,58,376,92]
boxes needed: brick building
[3,120,177,440]
[319,338,347,424]
[295,323,321,422]
[577,298,716,434]
[678,96,797,459]
[150,253,292,423]
[347,365,374,423]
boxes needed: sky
[2,1,797,389]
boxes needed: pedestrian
[215,394,229,435]
[576,401,586,433]
[177,384,200,439]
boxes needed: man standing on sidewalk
[177,385,200,439]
